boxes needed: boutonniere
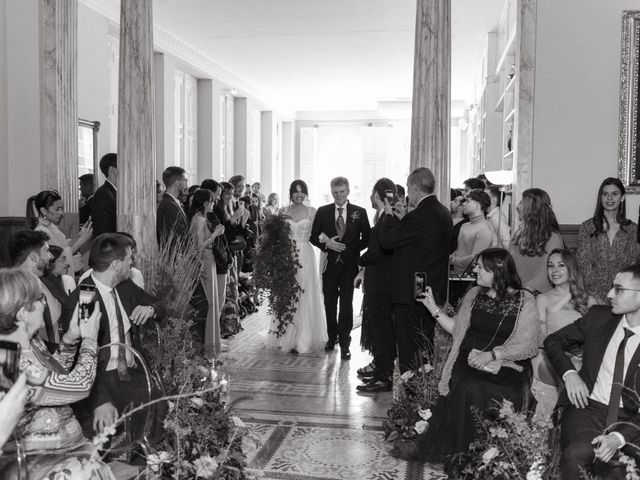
[351,211,361,223]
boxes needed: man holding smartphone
[378,167,452,373]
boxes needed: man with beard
[61,233,163,437]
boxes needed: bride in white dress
[269,180,328,353]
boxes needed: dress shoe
[358,369,375,380]
[290,349,299,355]
[357,362,376,376]
[324,342,335,352]
[356,380,392,393]
[341,349,351,360]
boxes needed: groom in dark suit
[544,264,640,479]
[311,177,371,359]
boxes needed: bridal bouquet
[253,213,303,337]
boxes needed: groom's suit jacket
[544,305,640,443]
[310,202,371,274]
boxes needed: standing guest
[449,188,468,254]
[395,184,406,208]
[509,188,564,294]
[577,177,640,302]
[8,230,60,348]
[378,167,452,372]
[264,193,280,216]
[79,173,94,225]
[354,178,396,393]
[156,180,164,208]
[26,190,93,273]
[0,268,116,480]
[417,248,541,467]
[228,175,245,213]
[188,189,225,356]
[485,185,511,248]
[544,264,640,479]
[40,245,76,310]
[532,249,596,418]
[184,184,199,211]
[310,176,371,360]
[463,177,486,194]
[450,189,493,274]
[251,182,267,204]
[92,153,117,237]
[61,233,164,438]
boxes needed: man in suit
[310,176,371,360]
[156,166,190,246]
[92,153,117,237]
[61,233,163,436]
[545,264,640,479]
[378,167,452,373]
[79,173,94,225]
[355,178,397,393]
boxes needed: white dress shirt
[92,274,134,371]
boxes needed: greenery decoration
[252,213,303,338]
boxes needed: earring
[41,214,50,226]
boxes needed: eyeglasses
[610,286,640,294]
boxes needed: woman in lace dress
[269,180,328,354]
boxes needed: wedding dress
[269,208,328,353]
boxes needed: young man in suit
[61,233,163,436]
[91,153,117,237]
[378,167,452,373]
[156,166,190,246]
[310,176,371,360]
[545,265,640,479]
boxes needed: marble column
[117,0,156,249]
[409,0,450,205]
[40,0,79,236]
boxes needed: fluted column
[410,0,450,205]
[117,0,156,248]
[40,0,78,227]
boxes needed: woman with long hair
[509,188,564,294]
[263,193,280,216]
[417,248,541,468]
[26,190,93,273]
[531,249,597,418]
[0,268,114,479]
[188,189,225,355]
[577,177,640,301]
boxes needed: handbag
[212,236,230,268]
[228,235,247,252]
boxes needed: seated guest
[450,189,493,274]
[531,248,597,418]
[61,233,164,438]
[485,185,511,248]
[0,268,115,480]
[417,248,541,468]
[463,177,485,194]
[577,177,640,303]
[26,190,93,273]
[8,230,60,348]
[40,245,76,309]
[509,188,564,294]
[0,374,28,451]
[544,264,640,479]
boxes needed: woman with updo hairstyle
[416,248,541,467]
[576,177,640,301]
[509,188,564,294]
[0,268,115,479]
[289,179,309,202]
[26,190,93,273]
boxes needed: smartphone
[414,272,427,300]
[0,341,21,391]
[238,200,245,209]
[78,283,96,320]
[385,189,396,204]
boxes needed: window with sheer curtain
[299,123,410,219]
[174,69,198,184]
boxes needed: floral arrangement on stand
[252,212,303,337]
[446,399,560,480]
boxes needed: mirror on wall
[618,11,640,193]
[78,119,100,226]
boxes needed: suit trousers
[392,303,435,373]
[364,293,395,381]
[190,280,208,345]
[322,262,357,349]
[560,399,632,480]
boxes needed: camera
[78,283,96,320]
[414,272,427,299]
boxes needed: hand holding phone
[78,284,96,320]
[414,272,427,300]
[0,341,21,392]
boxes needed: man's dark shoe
[324,342,335,352]
[356,380,392,393]
[358,369,375,379]
[341,348,351,360]
[357,362,376,376]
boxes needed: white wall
[533,0,640,224]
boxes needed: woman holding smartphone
[414,248,541,468]
[0,268,116,479]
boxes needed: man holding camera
[378,167,452,373]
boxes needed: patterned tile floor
[221,305,446,480]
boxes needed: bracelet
[432,308,441,319]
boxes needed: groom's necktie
[336,207,346,239]
[606,327,634,426]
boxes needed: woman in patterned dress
[577,177,640,302]
[0,268,115,480]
